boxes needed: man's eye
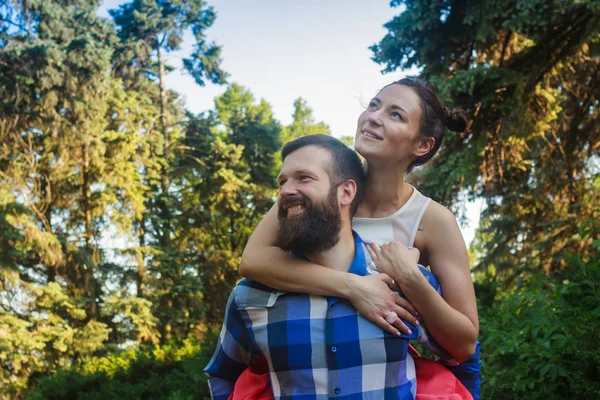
[278,180,286,187]
[300,176,312,181]
[368,102,377,109]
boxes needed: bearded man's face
[275,183,342,253]
[275,146,344,253]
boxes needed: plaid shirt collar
[347,231,368,276]
[292,230,368,277]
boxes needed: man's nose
[279,180,298,196]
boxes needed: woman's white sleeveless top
[352,185,431,274]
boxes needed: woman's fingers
[391,317,412,335]
[346,271,418,337]
[376,273,393,286]
[408,247,420,264]
[383,308,412,335]
[366,243,380,261]
[395,296,418,317]
[371,243,384,256]
[375,316,401,336]
[394,305,418,327]
[367,307,415,336]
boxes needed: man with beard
[205,135,444,400]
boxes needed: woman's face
[354,84,425,165]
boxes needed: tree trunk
[82,143,97,320]
[137,214,146,298]
[156,41,171,248]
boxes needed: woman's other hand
[366,241,421,284]
[345,273,418,336]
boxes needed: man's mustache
[279,195,311,215]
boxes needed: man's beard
[275,186,342,253]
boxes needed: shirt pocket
[235,284,284,309]
[234,286,285,366]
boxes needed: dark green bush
[25,333,217,400]
[479,232,600,399]
[22,224,600,400]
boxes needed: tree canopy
[372,0,599,279]
[1,0,598,399]
[371,1,599,397]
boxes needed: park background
[1,0,598,398]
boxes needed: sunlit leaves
[373,0,600,276]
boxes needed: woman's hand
[366,241,421,285]
[365,204,480,362]
[345,273,419,336]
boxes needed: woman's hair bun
[442,106,467,133]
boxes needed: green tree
[215,83,281,187]
[0,1,159,394]
[24,335,217,400]
[338,135,356,148]
[372,1,600,395]
[108,0,228,343]
[280,97,332,144]
[110,0,228,249]
[176,84,281,324]
[371,0,600,279]
[477,219,600,399]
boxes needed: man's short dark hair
[281,134,365,216]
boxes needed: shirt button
[334,387,341,395]
[331,346,337,353]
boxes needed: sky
[98,0,411,136]
[98,0,481,246]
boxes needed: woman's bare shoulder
[416,199,465,255]
[422,199,458,229]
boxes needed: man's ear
[338,179,357,207]
[413,136,435,158]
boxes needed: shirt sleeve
[414,266,482,399]
[368,255,481,398]
[364,251,455,360]
[443,341,482,400]
[204,287,255,400]
[413,321,456,362]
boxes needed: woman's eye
[368,101,377,109]
[392,112,403,120]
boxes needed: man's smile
[286,204,305,216]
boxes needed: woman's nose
[367,109,383,126]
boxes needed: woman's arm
[367,202,479,362]
[239,204,418,335]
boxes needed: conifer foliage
[372,2,599,397]
[0,2,333,397]
[372,0,599,278]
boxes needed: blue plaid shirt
[362,243,481,400]
[205,233,480,399]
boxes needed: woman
[240,78,479,365]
